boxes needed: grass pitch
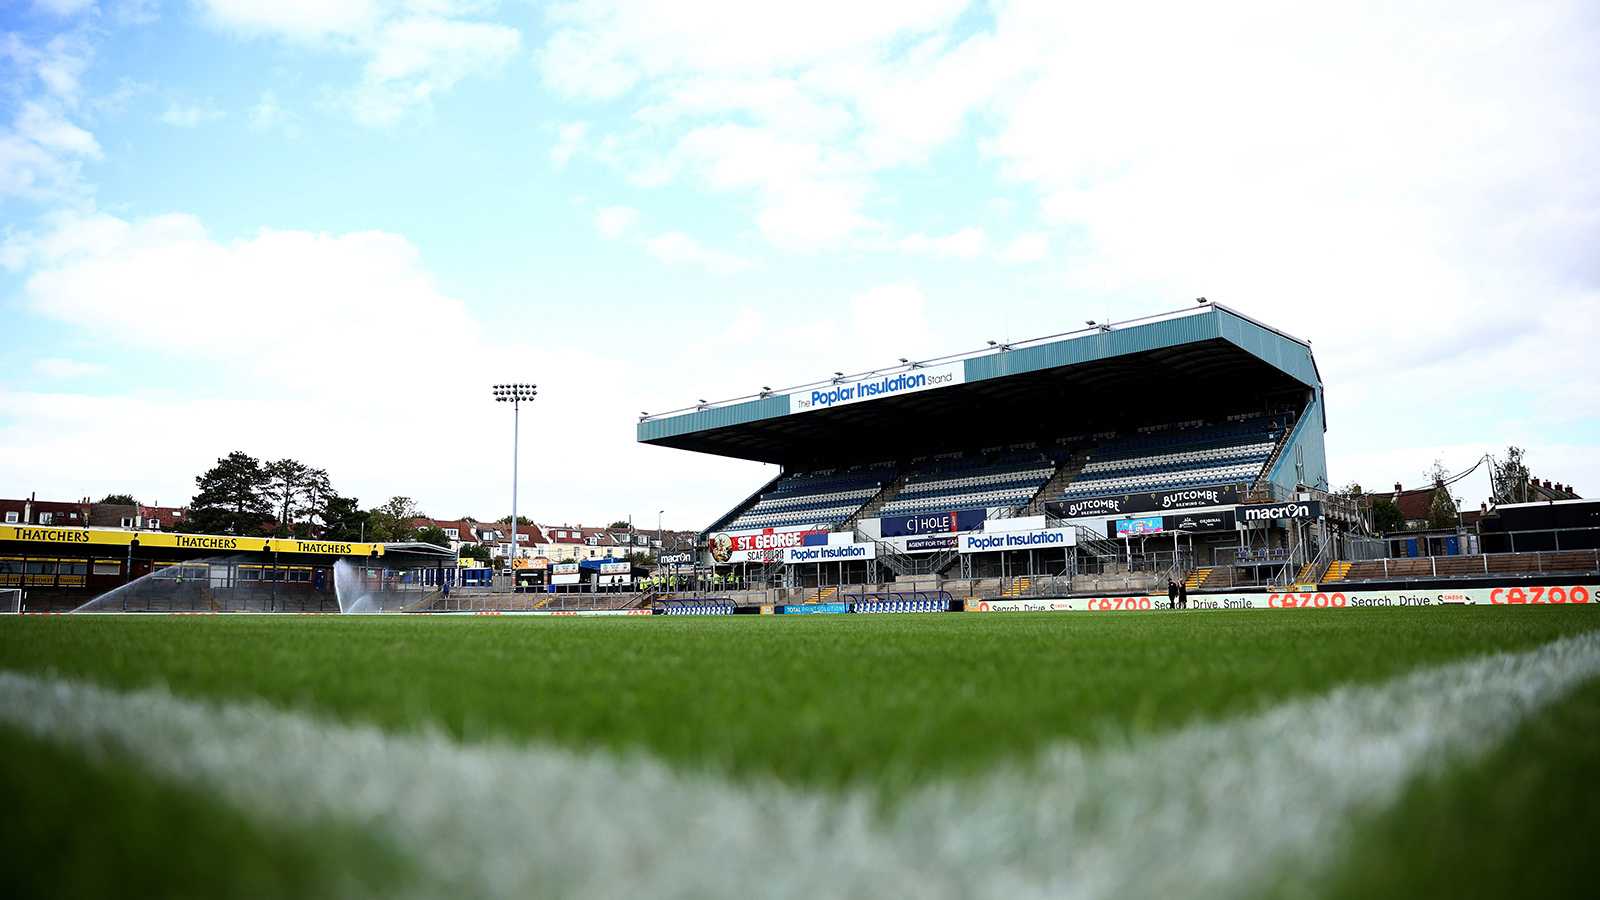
[2,607,1598,899]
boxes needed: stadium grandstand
[637,302,1358,603]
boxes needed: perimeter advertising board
[1050,485,1241,519]
[878,508,988,538]
[969,584,1597,612]
[707,525,827,564]
[657,552,695,566]
[959,528,1076,553]
[788,362,964,415]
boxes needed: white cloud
[591,203,638,238]
[160,103,225,128]
[1000,232,1048,264]
[896,227,986,259]
[31,0,97,17]
[247,91,300,136]
[0,208,768,525]
[721,306,763,344]
[643,231,756,275]
[590,205,755,275]
[549,121,588,168]
[33,357,108,378]
[850,280,935,353]
[538,0,1000,250]
[196,0,521,125]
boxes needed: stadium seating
[722,467,894,531]
[1057,416,1289,501]
[876,450,1062,519]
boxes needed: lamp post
[493,383,537,570]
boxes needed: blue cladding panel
[638,395,788,443]
[962,313,1225,383]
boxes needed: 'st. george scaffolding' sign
[788,362,964,415]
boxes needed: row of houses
[1,493,698,566]
[409,517,700,564]
[0,495,187,531]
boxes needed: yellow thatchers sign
[0,526,383,557]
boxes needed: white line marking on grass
[3,631,1599,900]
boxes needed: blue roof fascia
[1211,308,1320,392]
[961,312,1225,384]
[639,395,788,443]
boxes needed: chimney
[1480,502,1487,515]
[1544,479,1552,490]
[1394,482,1403,494]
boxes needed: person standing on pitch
[1178,578,1188,609]
[1167,578,1179,610]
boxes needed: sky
[1,0,1596,530]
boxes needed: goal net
[0,589,20,614]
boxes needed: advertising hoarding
[904,535,958,553]
[788,362,964,415]
[968,584,1596,612]
[878,508,988,537]
[1164,510,1237,533]
[1236,500,1323,523]
[707,525,828,564]
[959,528,1077,553]
[657,552,695,566]
[1113,517,1165,537]
[782,542,876,564]
[1050,485,1242,519]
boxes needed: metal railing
[1329,549,1600,583]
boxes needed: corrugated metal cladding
[639,306,1319,443]
[637,395,787,442]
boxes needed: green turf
[0,724,409,900]
[2,607,1595,794]
[1313,673,1600,900]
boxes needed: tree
[626,550,655,567]
[609,520,631,530]
[365,497,420,543]
[185,452,272,536]
[1491,446,1533,505]
[497,515,534,526]
[1372,498,1405,534]
[321,494,369,542]
[262,459,333,537]
[98,493,138,506]
[417,525,452,550]
[459,543,492,564]
[1423,458,1460,530]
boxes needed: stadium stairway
[844,469,914,530]
[1023,447,1094,516]
[1323,561,1353,582]
[808,585,841,605]
[1184,569,1210,591]
[402,589,446,614]
[1002,577,1033,597]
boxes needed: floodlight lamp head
[987,341,997,347]
[1196,297,1208,304]
[1085,320,1096,326]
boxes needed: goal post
[0,588,21,614]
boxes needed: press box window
[93,561,121,576]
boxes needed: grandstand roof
[638,304,1323,469]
